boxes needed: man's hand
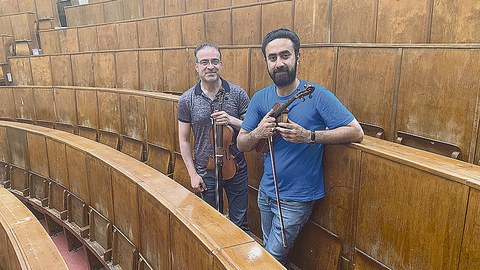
[211,111,230,126]
[276,119,309,143]
[254,108,277,139]
[191,174,207,193]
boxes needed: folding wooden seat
[396,131,462,159]
[0,87,16,120]
[97,90,121,149]
[117,21,139,50]
[139,50,163,91]
[88,207,113,261]
[120,94,147,161]
[50,56,73,86]
[145,97,175,175]
[65,145,90,237]
[0,126,9,187]
[26,132,50,207]
[104,0,124,23]
[116,51,139,89]
[36,18,55,30]
[6,127,29,196]
[54,87,77,133]
[112,226,138,270]
[12,87,35,124]
[33,87,56,128]
[76,88,99,141]
[14,40,31,56]
[46,138,70,220]
[359,122,385,139]
[138,254,154,270]
[77,26,98,52]
[137,19,160,49]
[30,55,53,86]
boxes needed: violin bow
[267,136,288,249]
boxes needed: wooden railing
[0,120,283,269]
[0,186,68,269]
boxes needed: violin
[206,87,237,180]
[255,84,315,154]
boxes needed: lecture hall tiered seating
[0,0,480,269]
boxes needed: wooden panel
[33,87,56,126]
[77,26,98,52]
[376,0,430,43]
[137,19,159,48]
[246,187,261,237]
[65,145,89,204]
[164,0,185,15]
[331,0,376,42]
[30,56,52,86]
[86,156,113,219]
[232,5,263,45]
[11,13,36,44]
[146,97,174,149]
[208,0,231,9]
[311,145,358,243]
[93,52,116,88]
[249,48,272,96]
[158,16,182,47]
[122,0,142,19]
[54,87,77,129]
[181,13,205,46]
[59,28,79,53]
[172,152,190,189]
[354,251,390,270]
[7,127,28,169]
[205,10,231,45]
[84,3,105,25]
[138,188,170,270]
[10,58,33,85]
[65,7,80,27]
[112,170,139,245]
[104,0,124,23]
[0,127,9,163]
[459,188,480,269]
[163,49,189,93]
[296,47,336,91]
[18,0,36,13]
[139,50,163,91]
[186,48,197,87]
[356,152,468,269]
[117,21,138,50]
[170,216,212,269]
[220,48,249,95]
[116,51,139,89]
[46,138,69,187]
[26,133,49,178]
[0,0,18,14]
[261,1,293,38]
[143,0,165,17]
[185,0,207,12]
[13,87,35,123]
[431,0,480,43]
[40,31,61,54]
[120,94,146,141]
[335,47,400,140]
[50,55,73,86]
[0,16,13,36]
[0,88,15,120]
[76,89,99,131]
[294,0,329,43]
[396,49,480,162]
[97,24,118,51]
[97,91,121,135]
[71,54,94,87]
[290,222,342,269]
[232,0,258,4]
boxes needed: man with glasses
[177,43,250,232]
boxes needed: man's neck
[201,79,222,99]
[276,78,300,97]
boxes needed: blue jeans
[201,163,249,232]
[258,188,315,266]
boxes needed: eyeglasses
[197,58,221,66]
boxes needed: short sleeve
[177,92,191,123]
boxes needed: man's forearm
[237,129,261,152]
[179,141,199,177]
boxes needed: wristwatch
[308,130,315,144]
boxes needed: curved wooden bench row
[64,0,273,27]
[0,186,68,270]
[61,0,480,44]
[41,0,290,54]
[7,43,480,163]
[0,121,284,270]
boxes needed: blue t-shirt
[242,80,354,202]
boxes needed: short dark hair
[261,28,300,58]
[194,43,221,62]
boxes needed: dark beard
[269,63,297,87]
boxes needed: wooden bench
[0,186,68,269]
[0,121,283,269]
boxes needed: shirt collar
[194,78,231,95]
